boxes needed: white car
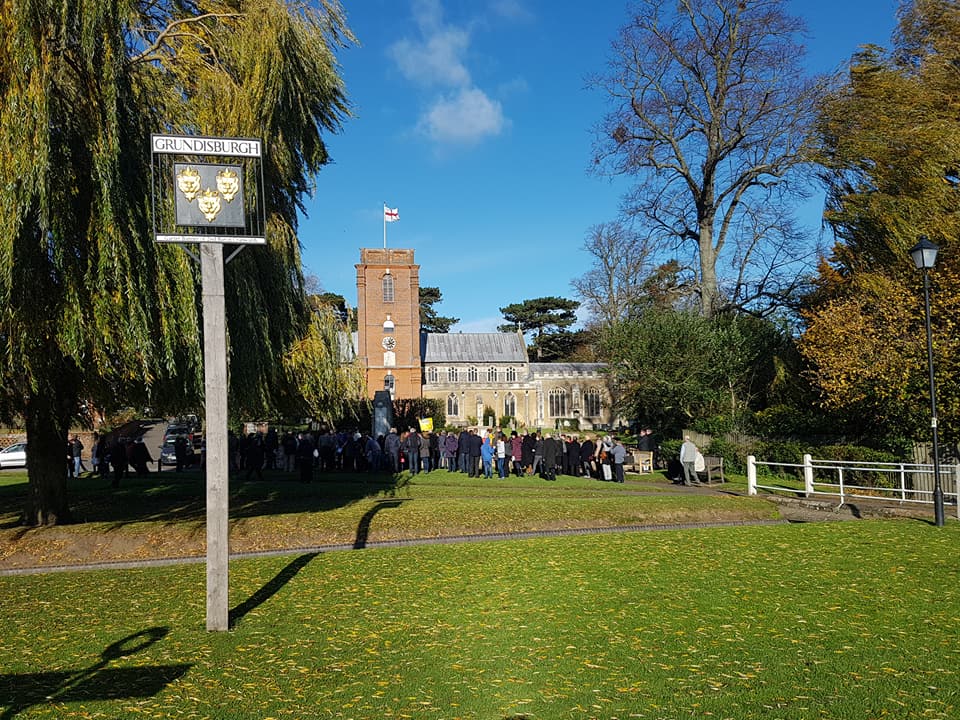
[0,442,27,468]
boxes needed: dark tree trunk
[22,392,73,526]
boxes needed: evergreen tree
[498,297,579,360]
[419,286,459,333]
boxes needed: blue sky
[299,0,900,332]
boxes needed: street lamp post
[909,236,945,527]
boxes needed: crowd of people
[228,426,632,483]
[66,423,656,487]
[65,423,701,488]
[75,432,158,487]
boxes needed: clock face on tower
[381,335,397,350]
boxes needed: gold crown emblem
[197,188,222,222]
[176,166,202,201]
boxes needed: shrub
[706,436,749,474]
[816,444,900,488]
[754,440,809,477]
[693,414,735,436]
[660,439,682,463]
[749,405,825,439]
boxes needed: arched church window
[548,388,568,417]
[382,274,394,303]
[584,387,602,416]
[468,367,478,382]
[447,393,459,417]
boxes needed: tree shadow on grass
[0,627,190,719]
[228,503,406,628]
[0,470,405,530]
[230,551,319,628]
[353,499,405,549]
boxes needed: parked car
[163,424,191,444]
[160,438,195,467]
[0,442,27,468]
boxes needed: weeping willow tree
[284,307,365,423]
[0,0,358,525]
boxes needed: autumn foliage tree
[801,0,960,444]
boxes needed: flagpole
[383,203,387,249]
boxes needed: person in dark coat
[443,431,458,471]
[579,436,596,478]
[567,436,581,477]
[510,431,524,476]
[468,429,483,477]
[174,435,189,472]
[110,437,128,488]
[245,433,265,481]
[457,428,471,473]
[429,431,440,471]
[521,432,536,474]
[541,433,559,480]
[532,433,544,476]
[96,433,110,478]
[637,428,653,451]
[281,431,298,472]
[296,432,315,483]
[264,428,279,470]
[384,428,401,473]
[401,429,420,475]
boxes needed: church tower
[356,248,422,399]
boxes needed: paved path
[0,480,936,578]
[0,516,790,577]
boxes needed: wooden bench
[702,455,724,484]
[627,450,654,473]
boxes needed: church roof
[422,332,528,363]
[530,362,606,375]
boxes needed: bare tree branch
[591,0,826,318]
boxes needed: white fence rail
[746,454,960,517]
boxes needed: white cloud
[411,0,444,30]
[388,0,510,147]
[498,76,529,98]
[388,28,471,88]
[490,0,534,22]
[418,87,505,144]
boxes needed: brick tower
[356,248,422,399]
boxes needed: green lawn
[0,469,774,567]
[1,520,959,719]
[1,469,955,718]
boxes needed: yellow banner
[418,417,434,432]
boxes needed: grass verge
[0,469,773,569]
[1,520,957,718]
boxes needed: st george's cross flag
[384,205,400,222]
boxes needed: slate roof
[529,362,606,375]
[421,332,528,363]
